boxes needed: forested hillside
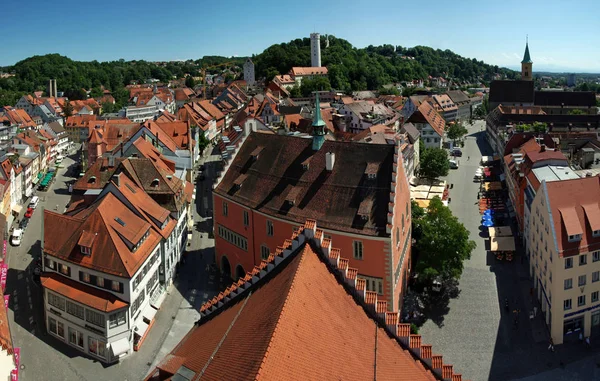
[0,54,245,106]
[253,35,517,92]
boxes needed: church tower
[312,92,326,151]
[521,38,533,81]
[310,33,321,67]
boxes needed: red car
[24,207,34,218]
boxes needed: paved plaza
[417,121,600,381]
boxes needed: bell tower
[521,37,533,81]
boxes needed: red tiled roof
[147,221,462,381]
[290,67,328,77]
[413,102,445,137]
[41,272,128,312]
[545,176,600,256]
[132,136,176,173]
[44,192,162,277]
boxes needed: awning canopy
[489,226,513,237]
[32,177,39,185]
[490,237,516,251]
[110,337,130,357]
[11,205,22,214]
[142,304,158,324]
[134,320,149,338]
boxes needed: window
[131,289,146,316]
[266,220,274,236]
[86,309,105,328]
[59,264,71,276]
[594,251,600,262]
[68,327,84,348]
[222,201,228,217]
[80,246,91,255]
[565,257,573,269]
[217,224,248,251]
[45,258,56,271]
[395,228,400,246]
[109,311,127,328]
[594,271,600,283]
[48,317,64,338]
[81,272,90,283]
[96,277,104,288]
[66,301,84,320]
[243,210,249,226]
[111,281,121,292]
[47,292,65,311]
[578,295,586,307]
[593,291,599,303]
[353,241,363,260]
[564,299,572,311]
[88,337,107,359]
[579,275,587,286]
[580,254,587,266]
[260,245,270,260]
[594,230,600,238]
[146,270,159,295]
[568,234,582,242]
[564,278,573,290]
[359,274,383,295]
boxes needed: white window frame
[88,336,107,359]
[260,245,270,261]
[353,241,363,260]
[68,327,84,348]
[564,278,573,290]
[564,299,572,311]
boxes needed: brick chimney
[540,144,546,152]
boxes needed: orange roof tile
[147,221,457,381]
[41,272,128,312]
[44,192,162,277]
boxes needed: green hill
[253,35,518,92]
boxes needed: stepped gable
[147,220,467,381]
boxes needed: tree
[474,96,489,118]
[413,197,476,281]
[185,76,195,88]
[197,131,210,155]
[378,86,400,95]
[90,87,103,98]
[419,148,449,179]
[300,76,331,97]
[63,100,74,118]
[446,122,468,143]
[289,86,302,98]
[568,109,585,115]
[101,102,117,114]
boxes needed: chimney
[53,79,57,98]
[155,130,159,147]
[325,152,335,171]
[107,155,114,168]
[120,142,124,157]
[48,80,53,97]
[540,144,546,152]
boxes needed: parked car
[449,160,459,169]
[19,219,29,231]
[451,148,462,157]
[11,229,23,246]
[28,196,39,209]
[24,207,34,218]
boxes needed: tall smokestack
[48,80,53,97]
[53,79,58,98]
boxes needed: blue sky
[2,0,599,72]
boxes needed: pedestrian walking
[579,332,583,342]
[548,338,555,352]
[585,336,591,348]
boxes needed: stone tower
[243,58,255,86]
[521,39,533,81]
[310,33,321,67]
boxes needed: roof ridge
[196,220,467,381]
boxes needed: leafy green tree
[299,76,331,97]
[90,87,103,98]
[185,76,195,88]
[289,86,302,98]
[413,197,476,281]
[63,100,74,118]
[568,109,585,115]
[378,86,400,95]
[265,67,279,82]
[446,122,468,143]
[419,148,449,179]
[101,102,117,114]
[197,132,210,155]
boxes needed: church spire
[312,92,326,151]
[521,37,532,64]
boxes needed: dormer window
[88,176,96,184]
[81,246,91,255]
[593,230,600,238]
[151,178,160,187]
[568,234,582,242]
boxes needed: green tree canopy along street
[419,148,450,179]
[446,122,469,143]
[411,197,476,281]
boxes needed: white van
[29,196,39,209]
[11,229,23,246]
